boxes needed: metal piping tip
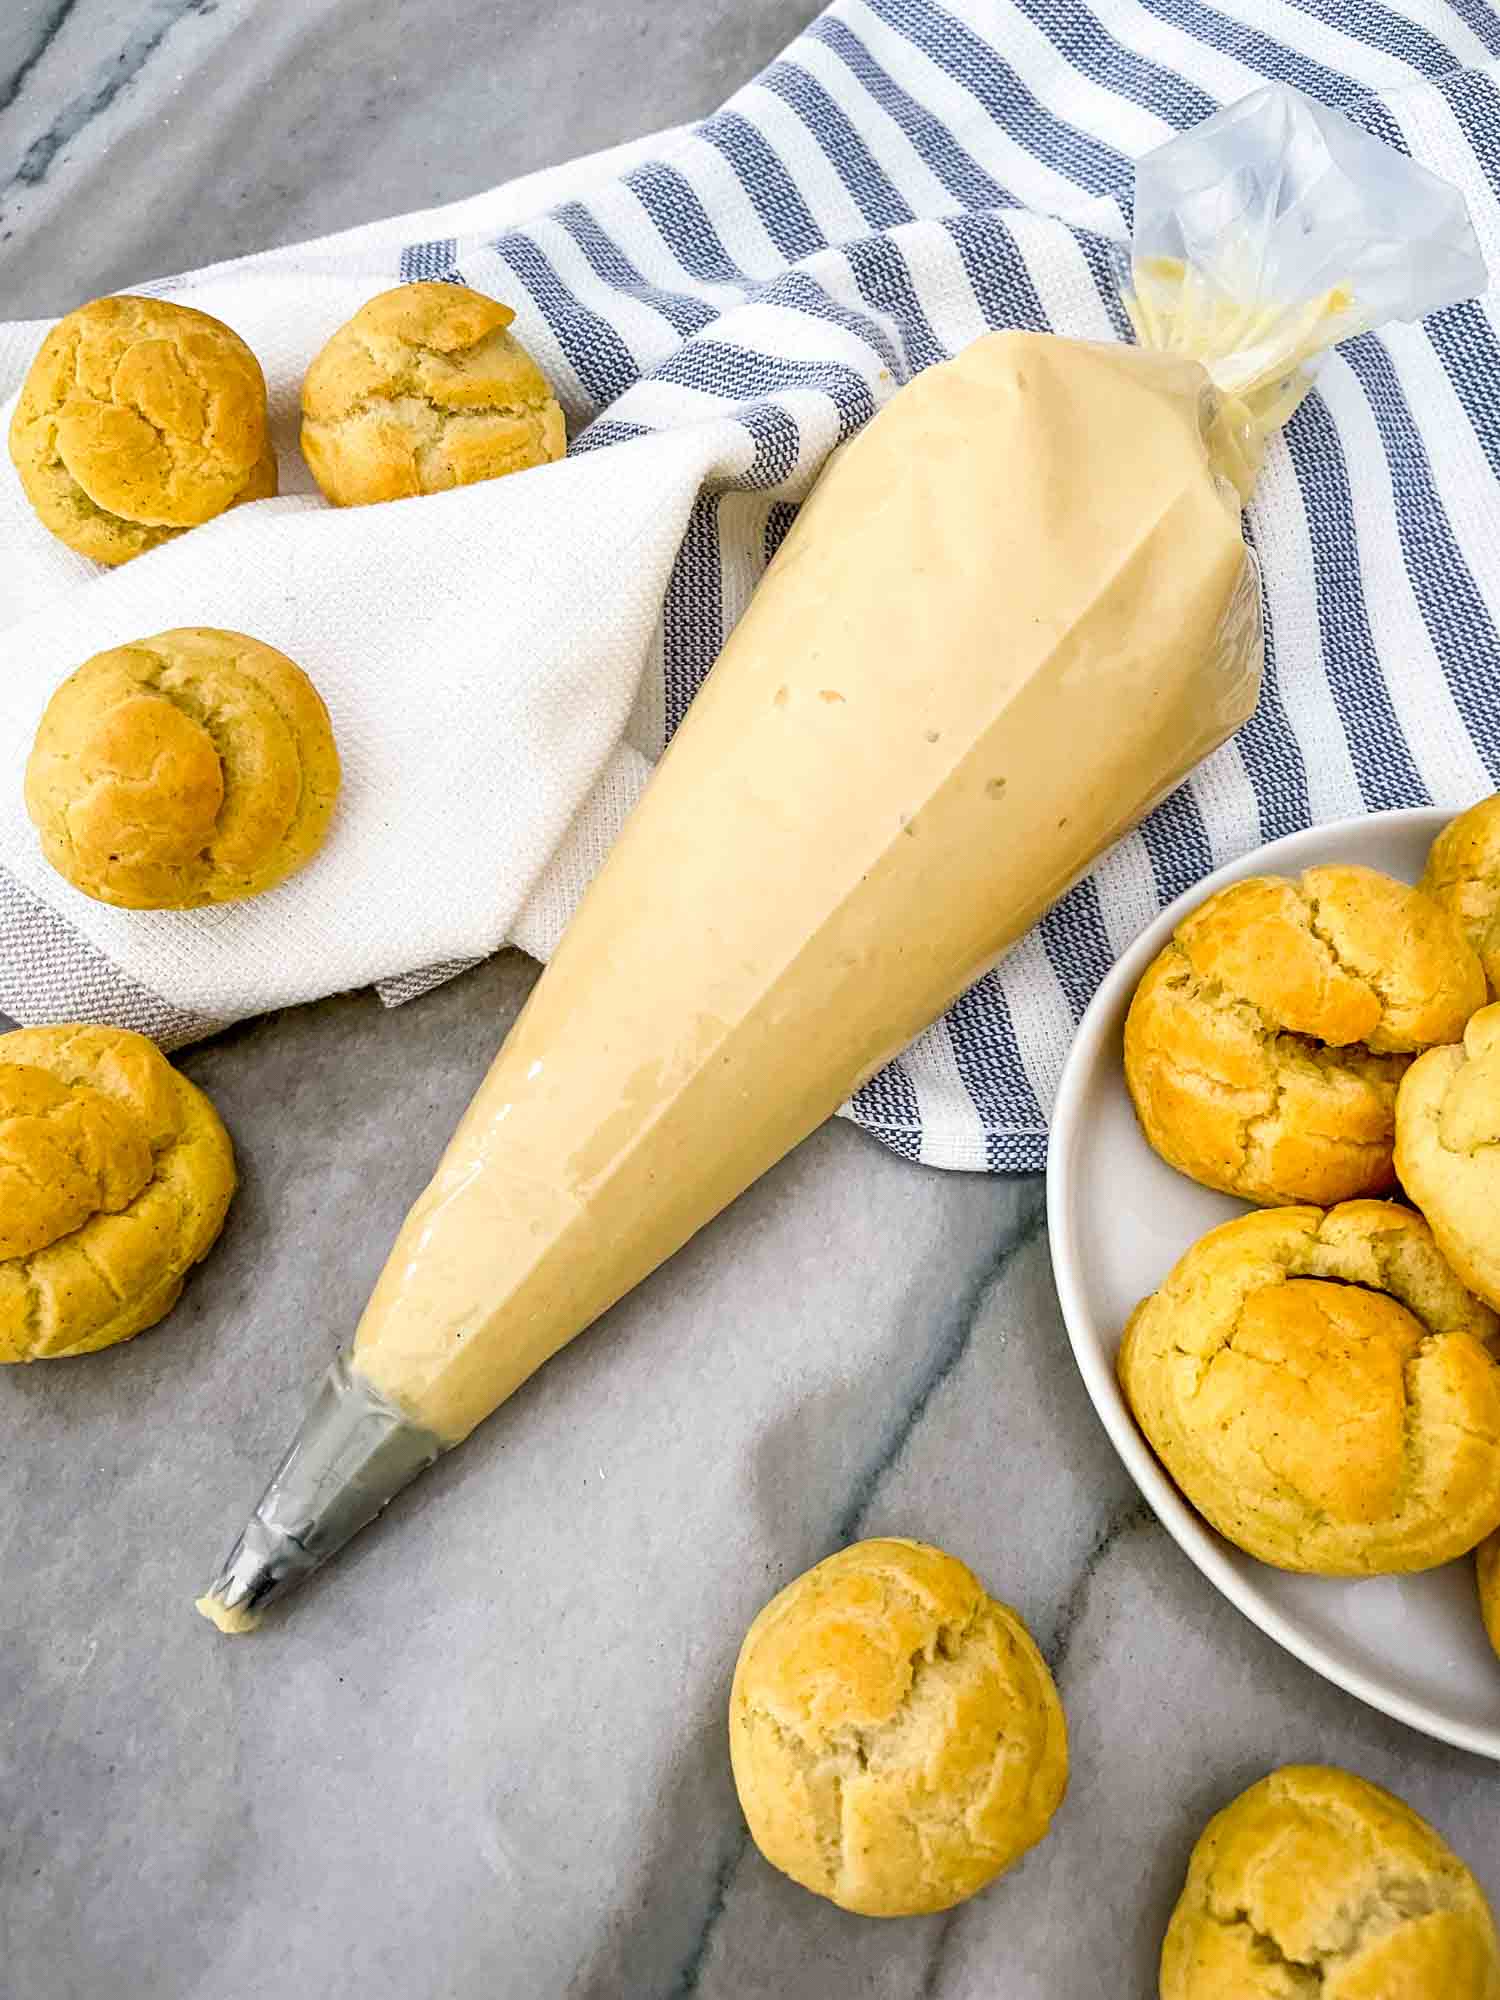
[196,1352,447,1635]
[196,1520,303,1633]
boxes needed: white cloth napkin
[0,134,727,1034]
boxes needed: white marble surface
[1,6,1497,1997]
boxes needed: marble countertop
[2,6,1496,1997]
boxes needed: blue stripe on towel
[1041,880,1119,1026]
[1341,335,1500,786]
[1234,523,1312,842]
[1010,0,1214,128]
[553,202,719,337]
[661,499,726,738]
[810,15,1017,210]
[699,110,829,262]
[759,61,917,229]
[1140,787,1216,905]
[493,230,641,408]
[1285,394,1431,811]
[863,0,1131,197]
[944,975,1047,1171]
[849,1063,924,1159]
[842,234,943,375]
[941,213,1048,329]
[623,161,747,285]
[1133,0,1365,107]
[398,238,462,282]
[1283,0,1465,79]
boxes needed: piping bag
[199,87,1484,1632]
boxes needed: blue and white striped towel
[4,0,1500,1174]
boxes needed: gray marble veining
[2,5,1497,1997]
[0,0,820,320]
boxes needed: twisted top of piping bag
[1123,84,1488,499]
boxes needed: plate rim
[1045,805,1500,1761]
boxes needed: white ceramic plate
[1047,808,1500,1759]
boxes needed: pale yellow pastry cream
[344,330,1255,1444]
[195,1593,261,1635]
